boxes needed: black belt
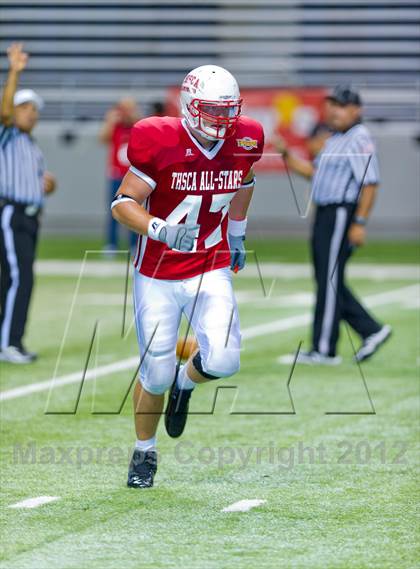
[316,202,356,210]
[0,198,42,216]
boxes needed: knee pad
[192,351,220,380]
[139,349,176,395]
[193,347,240,380]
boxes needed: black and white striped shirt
[312,123,380,206]
[0,124,45,206]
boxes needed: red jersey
[108,123,132,179]
[128,116,264,280]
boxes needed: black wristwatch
[353,215,367,226]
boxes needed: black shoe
[354,325,392,363]
[165,380,192,438]
[127,449,157,489]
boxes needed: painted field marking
[222,499,266,513]
[0,358,139,402]
[78,291,313,307]
[0,285,417,403]
[35,260,419,281]
[8,496,60,509]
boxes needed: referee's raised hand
[7,43,29,73]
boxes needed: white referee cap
[13,89,44,110]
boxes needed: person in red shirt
[112,65,264,488]
[99,98,140,252]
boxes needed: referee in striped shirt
[276,86,391,364]
[0,43,56,364]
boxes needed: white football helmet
[180,65,242,141]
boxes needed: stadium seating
[0,0,419,121]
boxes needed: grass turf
[36,235,420,264]
[0,247,419,568]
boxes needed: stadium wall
[36,122,419,239]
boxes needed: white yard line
[79,291,314,307]
[35,260,419,281]
[0,285,417,403]
[243,263,418,281]
[242,314,310,339]
[8,496,60,509]
[0,358,138,402]
[363,284,419,307]
[222,499,266,513]
[79,286,419,309]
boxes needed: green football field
[1,238,419,569]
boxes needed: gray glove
[158,223,200,252]
[228,234,246,272]
[148,217,199,252]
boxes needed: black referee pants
[0,202,39,350]
[311,204,381,357]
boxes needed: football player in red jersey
[112,65,264,488]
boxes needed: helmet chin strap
[203,124,227,140]
[186,119,219,146]
[197,117,227,141]
[197,127,222,142]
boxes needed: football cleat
[354,324,392,363]
[127,449,157,489]
[165,380,192,438]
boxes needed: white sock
[135,436,156,452]
[176,364,196,391]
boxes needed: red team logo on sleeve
[128,115,264,280]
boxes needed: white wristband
[228,217,247,237]
[148,217,167,241]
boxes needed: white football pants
[133,267,241,395]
